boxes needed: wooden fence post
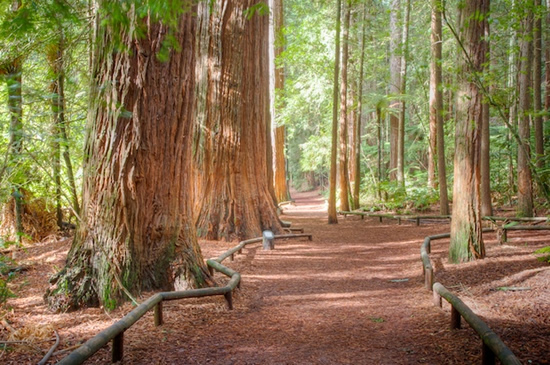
[112,331,124,363]
[433,290,442,308]
[154,301,163,326]
[451,306,461,329]
[425,268,433,290]
[482,342,496,365]
[224,291,233,310]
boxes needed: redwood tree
[449,0,488,263]
[273,0,290,203]
[193,0,282,240]
[429,0,449,215]
[46,2,211,311]
[338,0,351,212]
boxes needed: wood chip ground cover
[1,190,548,364]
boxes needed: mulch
[1,190,548,364]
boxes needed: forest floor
[1,190,549,364]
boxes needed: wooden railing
[433,283,521,365]
[419,231,526,365]
[58,232,312,365]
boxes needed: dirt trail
[125,190,464,364]
[5,189,546,364]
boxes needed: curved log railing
[58,232,313,365]
[433,283,521,365]
[420,231,524,364]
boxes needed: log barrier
[433,283,521,365]
[58,232,312,365]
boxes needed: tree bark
[328,0,342,224]
[449,0,488,263]
[430,0,449,215]
[517,0,534,217]
[46,3,211,312]
[353,4,367,210]
[389,0,401,182]
[273,0,290,203]
[193,0,283,240]
[338,0,351,212]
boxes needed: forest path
[133,190,461,364]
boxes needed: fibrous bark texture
[193,1,282,240]
[46,4,211,311]
[449,0,488,263]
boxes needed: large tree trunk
[46,4,211,312]
[273,0,290,203]
[352,4,367,210]
[328,0,342,224]
[338,0,351,212]
[449,0,488,263]
[194,1,283,240]
[389,0,401,182]
[430,0,449,215]
[517,0,534,217]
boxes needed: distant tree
[338,0,351,212]
[46,2,212,311]
[517,0,534,217]
[397,0,410,186]
[389,0,401,182]
[480,6,492,217]
[429,0,449,215]
[328,0,342,224]
[273,0,291,203]
[449,0,488,263]
[352,3,367,210]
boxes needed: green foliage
[534,246,550,263]
[0,239,18,306]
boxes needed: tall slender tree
[352,3,367,210]
[328,0,342,224]
[533,0,544,172]
[517,0,534,217]
[338,0,351,212]
[449,0,489,263]
[480,7,493,217]
[46,2,212,311]
[273,0,290,203]
[397,0,410,186]
[389,0,401,182]
[429,0,449,215]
